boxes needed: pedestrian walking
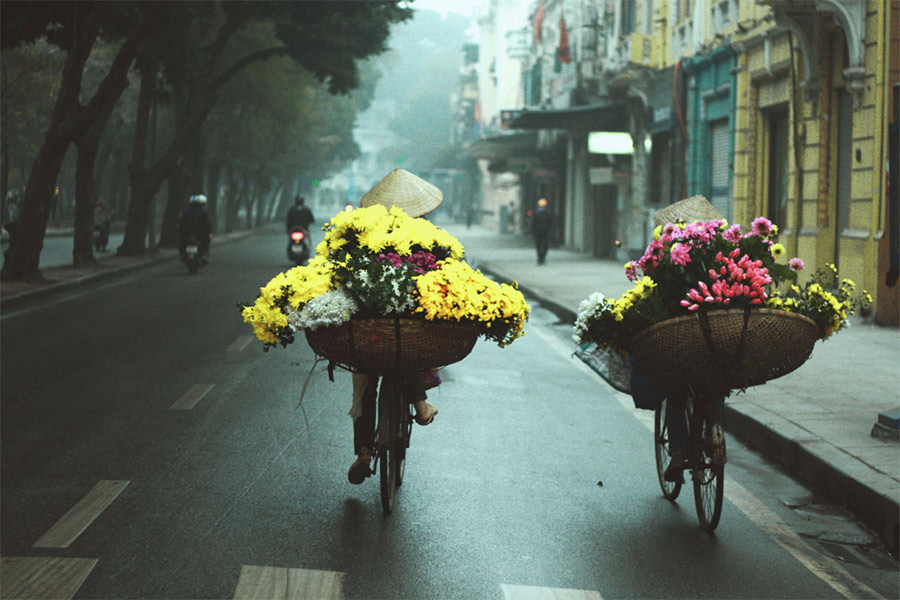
[532,197,553,264]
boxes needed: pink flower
[750,216,773,236]
[789,257,805,272]
[722,224,742,243]
[669,243,692,266]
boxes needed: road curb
[481,261,900,556]
[724,404,900,556]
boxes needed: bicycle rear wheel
[654,397,682,501]
[378,375,406,515]
[692,402,724,531]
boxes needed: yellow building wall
[728,1,896,323]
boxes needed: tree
[0,41,64,225]
[0,1,169,281]
[118,0,412,255]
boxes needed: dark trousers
[535,234,550,264]
[353,373,426,454]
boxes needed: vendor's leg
[353,377,378,454]
[405,373,438,426]
[664,394,688,483]
[349,377,378,484]
[666,395,686,453]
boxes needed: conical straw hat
[653,195,724,226]
[359,168,443,217]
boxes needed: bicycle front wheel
[692,404,724,531]
[378,375,405,516]
[654,397,682,501]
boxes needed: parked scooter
[287,226,311,265]
[184,234,204,275]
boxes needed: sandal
[414,403,438,426]
[348,448,373,484]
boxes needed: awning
[466,131,539,160]
[507,103,629,132]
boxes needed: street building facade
[463,0,899,325]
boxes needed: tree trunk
[118,64,155,256]
[0,134,71,281]
[207,161,222,232]
[72,139,99,268]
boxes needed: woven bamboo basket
[305,317,478,373]
[629,308,818,396]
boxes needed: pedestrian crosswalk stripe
[32,480,129,549]
[501,583,604,599]
[227,335,254,352]
[170,384,215,410]
[232,565,344,600]
[0,556,98,599]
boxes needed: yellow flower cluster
[317,204,465,258]
[242,255,335,344]
[767,265,870,339]
[414,260,530,347]
[610,276,657,322]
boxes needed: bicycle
[374,373,414,515]
[654,390,725,531]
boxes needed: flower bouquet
[241,203,530,372]
[574,200,870,396]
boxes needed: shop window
[766,107,789,228]
[620,0,635,36]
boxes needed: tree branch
[212,46,289,90]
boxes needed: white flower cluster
[347,268,416,315]
[288,287,359,331]
[573,291,607,344]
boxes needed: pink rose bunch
[680,248,773,311]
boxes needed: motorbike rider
[286,195,315,233]
[179,194,213,262]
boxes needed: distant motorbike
[93,224,109,252]
[184,235,204,275]
[287,226,311,265]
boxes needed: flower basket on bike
[305,317,478,373]
[629,308,818,396]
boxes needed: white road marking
[32,480,129,549]
[0,556,98,599]
[533,324,886,600]
[170,384,215,410]
[227,335,254,352]
[501,583,604,600]
[232,565,344,600]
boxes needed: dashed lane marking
[227,335,254,352]
[32,480,129,549]
[0,556,98,599]
[170,384,215,410]
[501,583,604,599]
[232,565,344,600]
[531,325,886,600]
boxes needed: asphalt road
[1,228,896,599]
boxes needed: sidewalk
[448,223,900,555]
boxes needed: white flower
[573,291,608,344]
[288,287,359,331]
